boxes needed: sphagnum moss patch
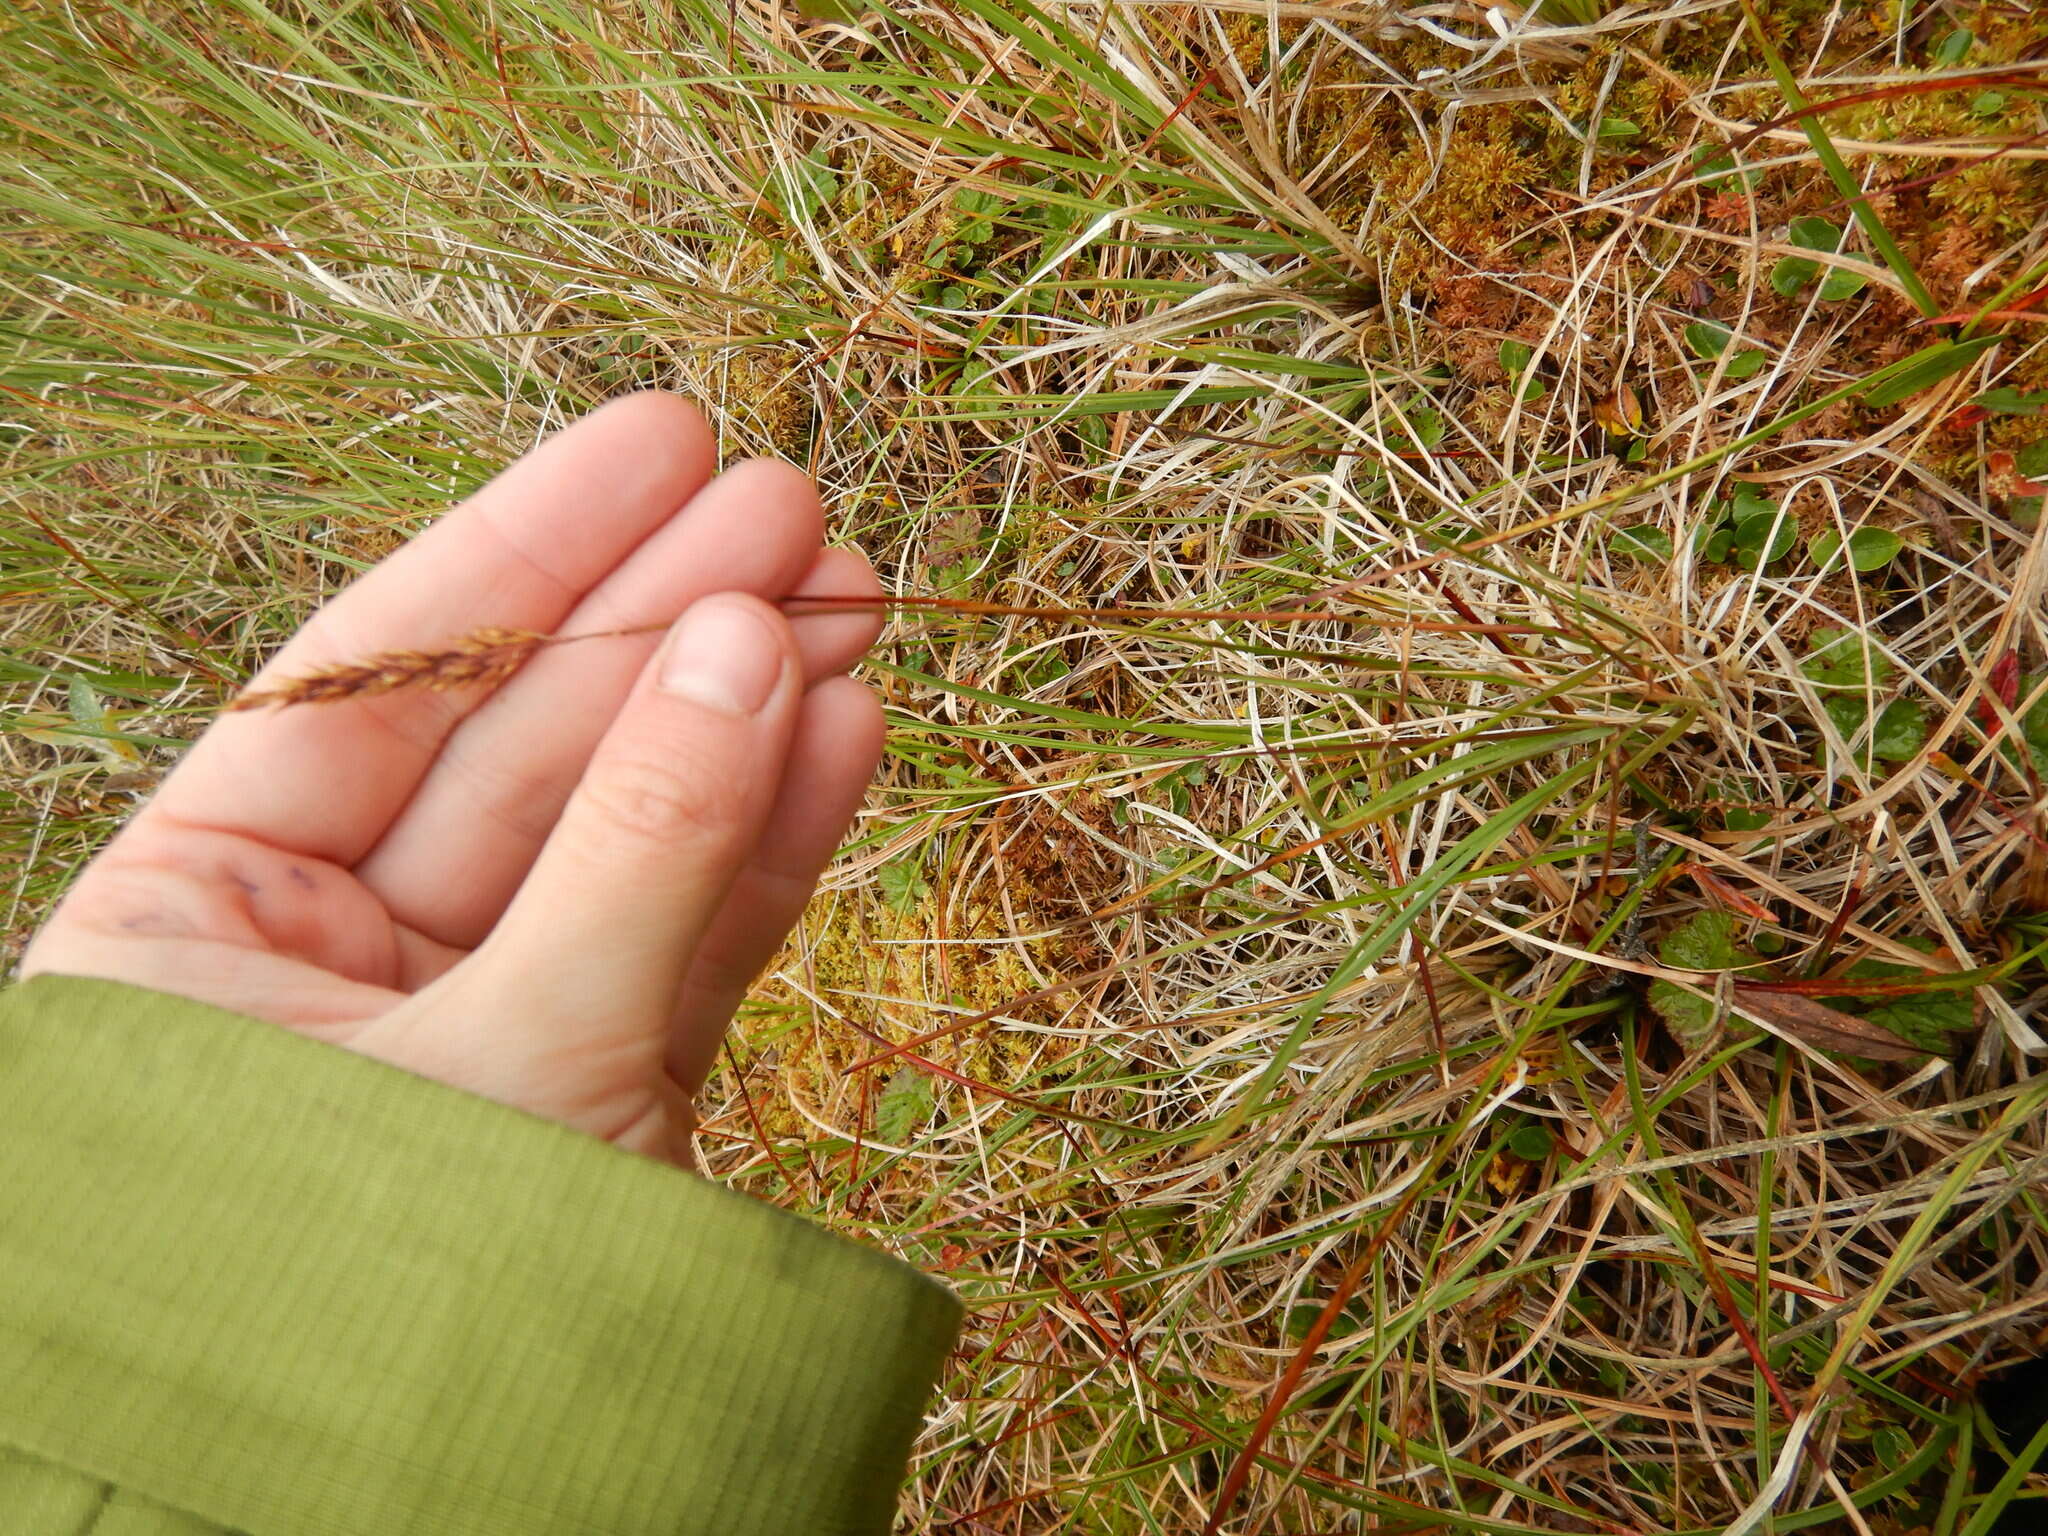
[8,0,2048,1530]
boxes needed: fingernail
[658,596,782,714]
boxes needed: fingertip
[462,390,718,556]
[810,539,881,588]
[713,457,827,547]
[556,390,718,506]
[788,545,887,678]
[593,389,716,459]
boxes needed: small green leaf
[1789,216,1843,252]
[1597,117,1640,141]
[1500,339,1544,399]
[877,856,930,913]
[1647,981,1719,1048]
[1932,27,1975,66]
[1612,524,1673,561]
[1861,336,2000,408]
[1840,941,1934,981]
[1714,778,1774,834]
[1649,911,1759,1049]
[776,151,839,223]
[55,680,142,766]
[1787,222,1861,299]
[1871,698,1926,762]
[1823,693,1869,744]
[1693,145,1762,191]
[1684,320,1731,359]
[1971,91,2008,116]
[2019,672,2048,773]
[67,680,107,732]
[1771,255,1819,297]
[1802,627,1894,691]
[1818,266,1868,302]
[1732,509,1796,568]
[1873,1426,1915,1468]
[1703,526,1736,562]
[1729,486,1776,521]
[1771,220,1864,301]
[1862,989,1972,1054]
[1845,527,1903,571]
[1815,691,1923,766]
[951,356,996,399]
[873,1066,936,1143]
[1661,910,1742,970]
[1811,526,1902,573]
[791,0,860,21]
[1974,387,2048,416]
[1508,1123,1555,1161]
[1404,402,1445,450]
[1724,349,1766,379]
[1286,1299,1367,1343]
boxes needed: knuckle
[576,750,743,846]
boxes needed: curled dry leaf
[1729,985,1929,1062]
[1592,382,1644,437]
[1681,862,1774,921]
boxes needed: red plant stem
[1724,68,2047,159]
[1200,1171,1436,1534]
[778,591,1554,635]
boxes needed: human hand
[21,393,887,1166]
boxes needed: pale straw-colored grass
[6,0,2048,1530]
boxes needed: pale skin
[21,392,887,1167]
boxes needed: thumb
[398,593,803,1111]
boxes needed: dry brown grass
[7,0,2048,1530]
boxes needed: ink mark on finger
[118,909,192,937]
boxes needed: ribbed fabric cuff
[0,976,958,1536]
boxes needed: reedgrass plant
[7,0,2048,1529]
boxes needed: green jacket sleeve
[0,975,959,1536]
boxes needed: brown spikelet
[227,626,546,712]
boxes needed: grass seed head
[226,627,544,711]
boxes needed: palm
[24,395,886,1161]
[39,822,424,1035]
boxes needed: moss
[734,791,1123,1141]
[1356,103,1544,293]
[710,342,813,458]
